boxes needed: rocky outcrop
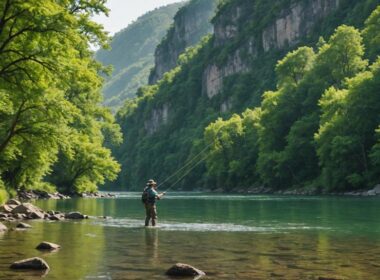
[203,47,251,98]
[144,104,170,135]
[202,0,339,99]
[10,257,49,270]
[262,0,340,51]
[149,0,216,84]
[0,200,89,222]
[18,190,70,200]
[36,242,61,251]
[166,263,206,277]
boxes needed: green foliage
[204,108,260,190]
[0,0,121,195]
[316,58,380,189]
[114,1,380,192]
[362,6,380,61]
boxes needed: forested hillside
[95,3,184,109]
[0,0,121,203]
[114,0,380,193]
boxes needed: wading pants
[145,203,157,226]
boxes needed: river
[0,193,380,279]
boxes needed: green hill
[95,2,184,109]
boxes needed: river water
[0,193,380,279]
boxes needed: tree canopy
[0,0,121,196]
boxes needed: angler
[142,179,165,227]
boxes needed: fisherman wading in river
[142,179,165,227]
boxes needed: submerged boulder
[65,212,85,219]
[166,263,206,277]
[16,222,32,229]
[10,257,49,270]
[0,222,7,232]
[36,241,61,251]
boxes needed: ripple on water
[91,218,330,233]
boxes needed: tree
[0,0,121,194]
[362,6,380,61]
[316,58,380,190]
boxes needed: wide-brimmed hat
[147,179,157,186]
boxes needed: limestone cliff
[149,0,216,84]
[203,0,340,99]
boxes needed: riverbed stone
[12,203,43,214]
[36,241,61,251]
[166,263,206,277]
[6,199,21,206]
[0,204,14,213]
[48,214,64,221]
[65,212,85,219]
[0,222,7,232]
[373,184,380,194]
[10,257,49,270]
[16,222,32,229]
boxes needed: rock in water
[65,212,85,219]
[6,199,21,206]
[166,263,206,277]
[10,257,49,270]
[36,241,61,251]
[16,222,32,229]
[0,204,14,213]
[12,203,44,216]
[0,222,7,232]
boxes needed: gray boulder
[6,199,21,206]
[166,263,206,277]
[16,222,32,229]
[48,214,64,221]
[373,184,380,195]
[10,257,49,270]
[0,204,14,213]
[12,203,45,219]
[65,212,85,219]
[36,241,61,251]
[0,222,7,232]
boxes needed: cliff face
[96,3,184,110]
[148,0,216,84]
[203,0,340,99]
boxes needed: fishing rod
[162,151,213,193]
[157,140,215,189]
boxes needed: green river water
[0,193,380,279]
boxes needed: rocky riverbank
[0,199,89,223]
[208,184,380,196]
[17,189,115,201]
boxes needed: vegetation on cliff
[114,0,380,192]
[96,3,184,110]
[0,0,121,197]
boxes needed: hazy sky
[93,0,185,35]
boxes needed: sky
[93,0,185,35]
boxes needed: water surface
[0,193,379,279]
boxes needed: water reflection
[144,228,159,264]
